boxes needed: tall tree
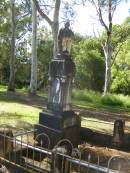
[28,0,37,95]
[89,0,124,95]
[32,0,61,58]
[8,0,15,91]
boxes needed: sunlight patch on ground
[81,117,113,135]
[0,102,41,125]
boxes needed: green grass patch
[0,102,41,125]
[72,89,130,113]
[0,85,42,127]
[0,85,7,91]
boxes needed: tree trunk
[103,36,112,95]
[52,24,59,58]
[28,0,37,95]
[8,0,15,91]
[32,0,61,58]
[52,0,61,58]
[103,0,112,95]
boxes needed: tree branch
[111,41,126,67]
[98,1,109,32]
[108,0,112,32]
[32,0,53,27]
[91,0,109,32]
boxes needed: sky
[70,1,130,36]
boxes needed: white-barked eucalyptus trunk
[103,31,112,95]
[51,0,60,58]
[32,0,61,58]
[29,0,37,95]
[103,0,112,95]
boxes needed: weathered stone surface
[112,119,125,147]
[35,111,80,148]
[47,56,75,112]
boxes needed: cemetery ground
[1,85,130,170]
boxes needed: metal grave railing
[0,123,130,173]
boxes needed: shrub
[101,95,123,106]
[72,90,92,102]
[117,94,130,108]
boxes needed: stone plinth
[35,111,80,148]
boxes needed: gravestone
[35,22,80,149]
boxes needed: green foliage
[72,89,101,106]
[111,40,130,94]
[37,39,53,89]
[0,0,10,85]
[112,23,130,48]
[99,18,130,94]
[0,0,130,96]
[101,94,130,108]
[72,89,130,111]
[0,0,31,87]
[101,95,123,106]
[73,37,105,91]
[72,89,93,102]
[15,61,30,88]
[117,94,130,108]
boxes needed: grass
[82,117,113,135]
[72,89,130,113]
[0,85,41,127]
[0,85,130,133]
[0,103,40,124]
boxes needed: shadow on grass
[0,91,47,109]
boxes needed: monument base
[35,111,80,149]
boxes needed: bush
[101,95,123,106]
[117,94,130,108]
[72,90,92,102]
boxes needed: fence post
[0,128,13,158]
[112,119,125,147]
[52,147,70,173]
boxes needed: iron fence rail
[0,123,130,173]
[3,139,120,173]
[58,153,119,173]
[0,137,119,173]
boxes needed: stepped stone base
[35,111,80,148]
